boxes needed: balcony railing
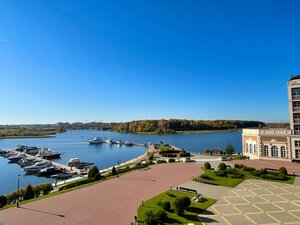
[295,130,300,135]
[294,119,300,123]
[292,95,300,100]
[293,107,300,112]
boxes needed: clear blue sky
[1,0,300,124]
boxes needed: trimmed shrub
[23,184,35,200]
[94,173,102,181]
[161,201,171,211]
[6,192,18,204]
[173,197,184,215]
[182,196,191,209]
[242,166,256,171]
[251,170,262,177]
[279,167,288,175]
[166,192,176,198]
[218,163,227,170]
[40,183,53,195]
[215,170,227,177]
[168,158,176,163]
[200,174,213,180]
[157,159,167,164]
[156,209,167,222]
[0,196,7,208]
[33,185,41,198]
[204,162,211,169]
[88,165,99,179]
[261,168,268,174]
[234,164,243,169]
[112,166,117,175]
[144,211,158,225]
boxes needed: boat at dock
[52,171,75,180]
[88,137,105,144]
[24,146,39,155]
[38,166,62,176]
[36,148,61,160]
[24,161,52,173]
[19,158,41,168]
[105,138,114,144]
[8,153,26,163]
[124,141,134,146]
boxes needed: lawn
[137,190,216,225]
[196,167,295,188]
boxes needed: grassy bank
[138,190,216,225]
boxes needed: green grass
[196,168,295,188]
[137,190,216,225]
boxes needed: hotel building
[242,76,300,161]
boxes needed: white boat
[36,148,61,160]
[116,141,123,145]
[88,137,104,144]
[52,172,75,179]
[24,146,39,155]
[67,158,80,167]
[24,161,52,172]
[105,138,113,144]
[8,153,26,163]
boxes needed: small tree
[182,196,191,209]
[40,183,53,195]
[279,167,288,175]
[204,162,211,169]
[225,143,235,155]
[88,165,99,179]
[33,185,41,198]
[23,184,35,200]
[161,201,171,211]
[112,166,117,175]
[94,173,102,181]
[173,197,184,215]
[218,163,227,171]
[0,196,7,208]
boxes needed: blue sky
[0,0,300,124]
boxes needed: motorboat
[8,153,26,163]
[24,161,52,172]
[19,158,41,167]
[67,158,80,167]
[38,166,62,176]
[52,172,75,179]
[116,141,123,145]
[105,138,113,144]
[24,146,39,155]
[124,141,134,146]
[36,148,61,160]
[75,162,94,169]
[15,145,27,152]
[0,150,9,157]
[88,137,104,144]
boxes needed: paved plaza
[195,179,300,225]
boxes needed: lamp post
[16,174,20,208]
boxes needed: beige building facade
[242,76,300,161]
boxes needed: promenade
[0,162,202,225]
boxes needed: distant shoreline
[113,129,241,135]
[0,135,55,139]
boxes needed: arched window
[246,143,249,153]
[249,144,253,154]
[271,146,278,157]
[281,146,286,158]
[253,144,256,155]
[264,145,269,156]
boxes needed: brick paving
[0,163,202,225]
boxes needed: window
[246,143,249,153]
[281,146,286,158]
[249,144,253,154]
[295,140,300,147]
[271,146,278,157]
[253,144,256,155]
[296,150,300,158]
[264,145,269,156]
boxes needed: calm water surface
[0,130,241,195]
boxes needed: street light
[16,174,20,208]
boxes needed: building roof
[290,75,300,80]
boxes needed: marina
[0,130,241,195]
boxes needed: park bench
[263,168,277,172]
[199,178,217,185]
[178,187,198,194]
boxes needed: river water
[0,130,241,195]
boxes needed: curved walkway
[0,162,202,225]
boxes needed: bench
[178,187,198,194]
[199,178,217,185]
[263,168,277,172]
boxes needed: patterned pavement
[200,179,300,225]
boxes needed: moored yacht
[36,148,61,160]
[24,146,39,155]
[88,137,104,144]
[124,141,134,146]
[105,138,113,144]
[8,153,26,163]
[24,161,52,172]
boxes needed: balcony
[294,119,300,124]
[293,107,300,112]
[292,95,300,100]
[295,130,300,135]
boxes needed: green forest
[112,119,265,134]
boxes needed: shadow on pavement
[19,206,65,218]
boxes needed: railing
[294,130,300,135]
[292,95,300,100]
[294,119,300,123]
[293,107,300,112]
